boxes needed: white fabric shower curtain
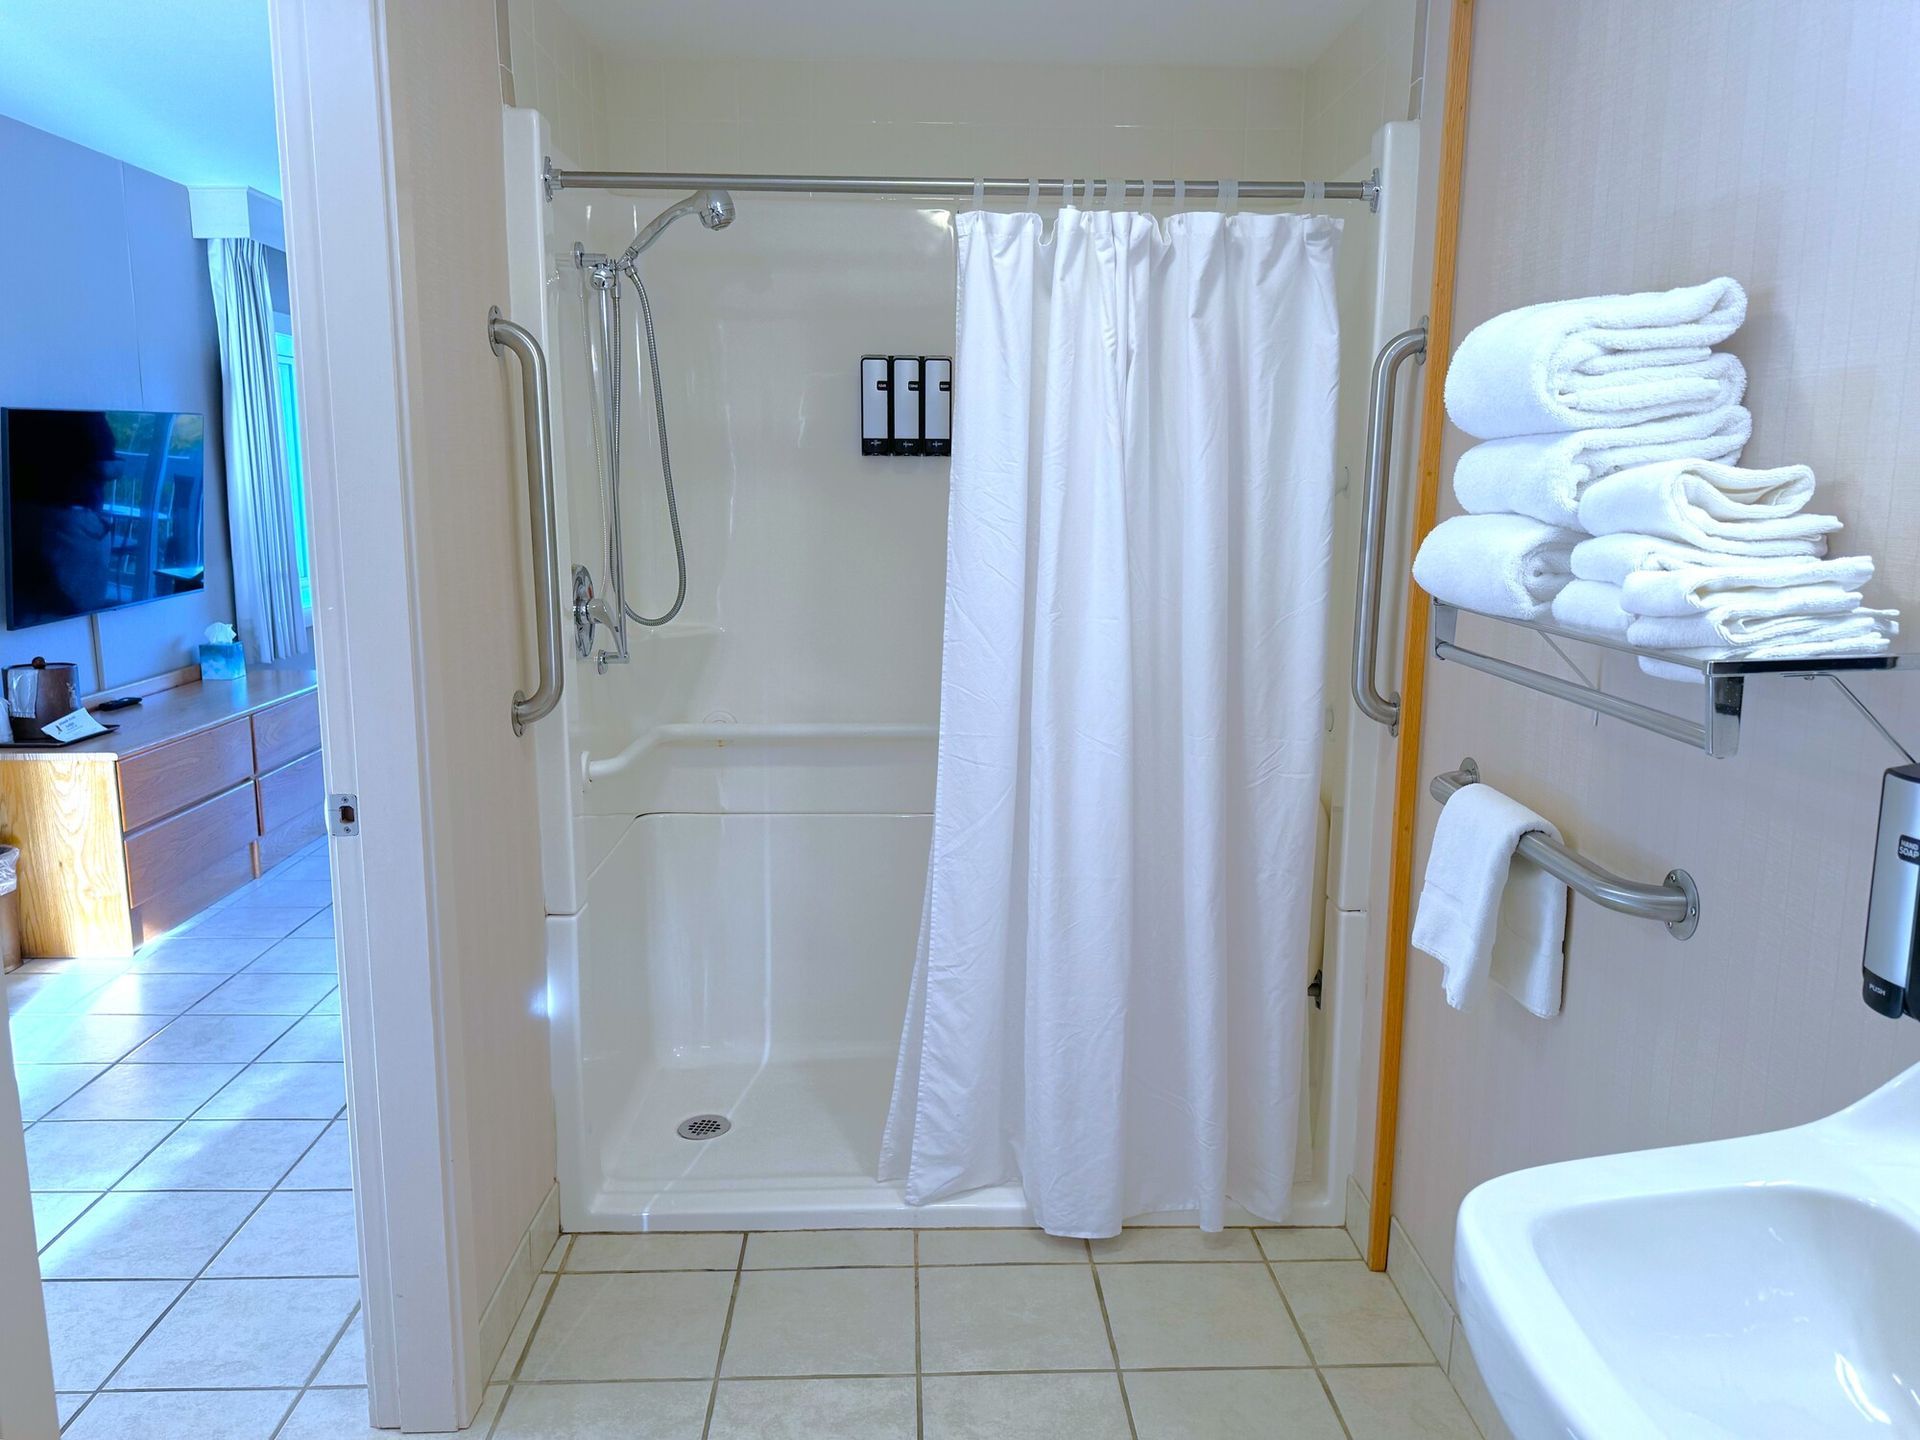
[208,237,308,664]
[880,207,1341,1237]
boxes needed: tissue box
[197,642,246,681]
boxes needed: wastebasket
[0,845,18,972]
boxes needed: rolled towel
[1444,276,1748,438]
[1550,579,1634,639]
[1628,607,1899,652]
[1576,460,1840,553]
[1412,781,1568,1016]
[1413,514,1579,620]
[1452,405,1752,527]
[1620,555,1875,617]
[1570,532,1827,585]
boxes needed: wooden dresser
[0,669,324,957]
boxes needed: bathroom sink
[1455,1063,1920,1439]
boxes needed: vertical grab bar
[1350,324,1428,732]
[488,307,564,734]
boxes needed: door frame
[269,0,476,1427]
[0,1011,57,1440]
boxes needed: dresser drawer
[253,691,322,773]
[118,718,254,831]
[257,751,324,838]
[124,782,257,908]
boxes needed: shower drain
[676,1113,732,1141]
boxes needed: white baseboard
[473,1183,560,1411]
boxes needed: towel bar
[1431,758,1700,939]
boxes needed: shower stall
[501,109,1423,1232]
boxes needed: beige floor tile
[521,1272,734,1380]
[919,1262,1113,1373]
[1126,1368,1346,1440]
[709,1377,917,1439]
[1324,1365,1482,1440]
[491,1382,705,1439]
[922,1372,1131,1440]
[917,1227,1088,1265]
[283,1384,507,1439]
[721,1267,916,1376]
[1272,1261,1434,1366]
[743,1228,914,1268]
[1255,1227,1360,1262]
[61,1387,296,1439]
[1099,1263,1308,1369]
[563,1232,742,1271]
[1090,1227,1262,1262]
[491,1273,554,1381]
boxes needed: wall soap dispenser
[1862,763,1920,1018]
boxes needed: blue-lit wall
[0,114,239,693]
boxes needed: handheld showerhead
[619,188,735,267]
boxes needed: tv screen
[2,407,207,628]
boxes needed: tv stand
[0,668,322,958]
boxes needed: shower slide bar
[544,165,1382,211]
[489,307,564,735]
[1430,758,1700,939]
[583,721,936,784]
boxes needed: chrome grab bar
[489,307,564,734]
[1430,758,1700,939]
[1351,324,1428,731]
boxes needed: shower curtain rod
[544,163,1381,211]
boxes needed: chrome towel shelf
[1432,758,1700,939]
[1431,600,1912,759]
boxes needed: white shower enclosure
[503,109,1423,1232]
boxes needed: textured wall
[1394,0,1920,1302]
[0,116,239,691]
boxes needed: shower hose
[605,263,687,627]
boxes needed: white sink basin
[1456,1063,1920,1439]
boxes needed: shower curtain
[880,206,1342,1237]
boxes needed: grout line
[264,1297,362,1440]
[699,1232,749,1439]
[912,1228,924,1440]
[1085,1241,1139,1440]
[506,1240,569,1385]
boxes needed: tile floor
[473,1224,1483,1439]
[11,840,1482,1438]
[6,839,373,1437]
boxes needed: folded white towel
[1413,782,1568,1017]
[1641,625,1898,683]
[1576,461,1840,554]
[1628,607,1899,652]
[1617,555,1875,616]
[1413,514,1579,620]
[1550,579,1633,638]
[1445,277,1749,438]
[1570,532,1830,584]
[1451,405,1752,527]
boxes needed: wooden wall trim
[1367,0,1476,1273]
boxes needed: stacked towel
[1427,276,1899,684]
[1413,514,1578,621]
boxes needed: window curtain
[208,237,308,664]
[880,207,1342,1237]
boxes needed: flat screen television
[2,407,208,628]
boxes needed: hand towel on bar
[1620,555,1875,618]
[1444,277,1748,438]
[1570,532,1827,585]
[1412,514,1579,620]
[1640,626,1899,683]
[1451,404,1752,527]
[1627,607,1899,652]
[1550,579,1633,638]
[1412,782,1568,1017]
[1576,461,1840,554]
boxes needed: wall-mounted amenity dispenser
[1862,763,1920,1018]
[859,355,951,456]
